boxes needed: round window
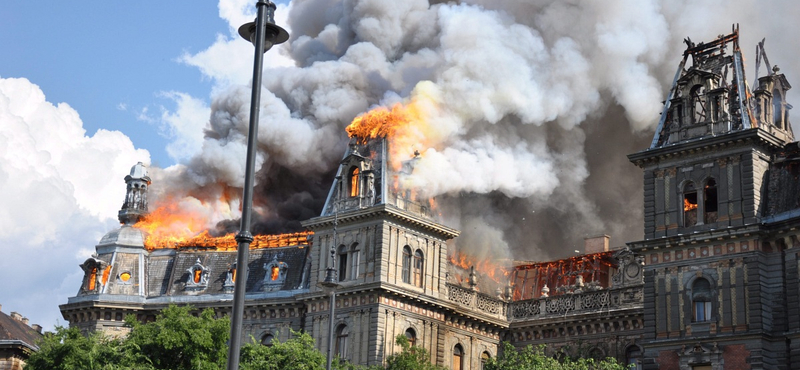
[120,272,132,282]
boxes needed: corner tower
[302,137,465,366]
[629,28,799,369]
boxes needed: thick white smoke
[162,0,800,262]
[0,77,150,329]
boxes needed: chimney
[0,303,3,312]
[32,324,43,333]
[10,312,22,321]
[584,234,610,254]
[21,317,29,326]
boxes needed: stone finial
[541,284,550,298]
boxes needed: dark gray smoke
[151,0,800,262]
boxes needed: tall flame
[345,82,442,171]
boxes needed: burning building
[60,29,800,369]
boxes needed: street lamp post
[226,2,288,370]
[319,203,341,370]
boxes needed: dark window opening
[704,179,718,224]
[684,183,698,227]
[338,245,348,282]
[335,324,348,359]
[405,328,416,347]
[261,333,274,347]
[626,346,642,370]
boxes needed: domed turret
[118,162,151,225]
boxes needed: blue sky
[0,2,229,167]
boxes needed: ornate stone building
[61,30,800,369]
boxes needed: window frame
[402,246,412,284]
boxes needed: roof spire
[118,162,151,225]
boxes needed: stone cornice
[302,203,460,240]
[629,128,788,168]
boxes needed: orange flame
[345,84,441,172]
[448,250,511,284]
[271,266,280,281]
[684,198,698,212]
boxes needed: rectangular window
[694,301,712,322]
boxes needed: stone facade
[61,30,800,370]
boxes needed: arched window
[335,324,349,359]
[480,352,491,370]
[692,278,713,322]
[589,347,605,360]
[704,179,718,224]
[261,333,274,347]
[405,328,416,347]
[413,249,424,287]
[452,344,464,370]
[691,85,707,123]
[402,246,412,284]
[349,167,360,197]
[625,345,642,370]
[338,245,348,282]
[683,182,698,227]
[350,243,360,280]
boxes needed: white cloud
[0,77,149,329]
[158,91,211,163]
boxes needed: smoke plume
[156,0,800,262]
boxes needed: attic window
[349,167,360,197]
[261,255,288,292]
[186,258,209,290]
[119,272,131,282]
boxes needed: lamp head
[238,1,289,53]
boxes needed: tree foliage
[384,335,446,370]
[123,305,230,370]
[484,342,627,370]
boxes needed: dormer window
[224,262,237,292]
[80,257,107,294]
[349,167,360,197]
[262,255,288,292]
[186,258,209,291]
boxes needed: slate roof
[0,311,42,351]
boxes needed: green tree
[239,329,326,370]
[384,335,446,370]
[24,326,147,370]
[484,342,627,370]
[123,305,230,370]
